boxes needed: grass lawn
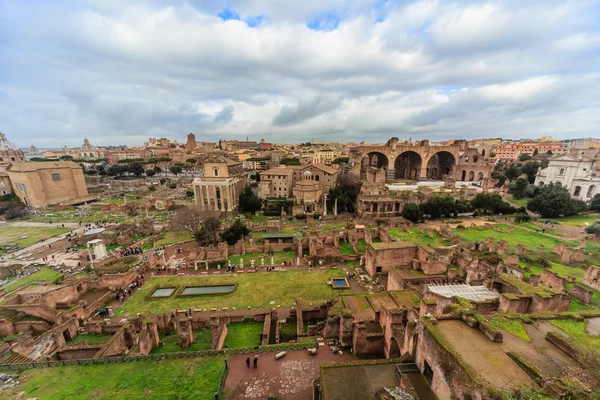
[387,227,447,247]
[320,222,349,232]
[153,230,193,248]
[511,221,564,236]
[228,250,296,266]
[541,213,600,227]
[489,317,530,342]
[13,356,225,400]
[357,239,367,253]
[504,195,528,208]
[338,241,355,255]
[0,226,70,248]
[223,322,263,348]
[549,319,600,352]
[115,269,349,316]
[68,334,112,346]
[453,224,563,252]
[150,329,212,354]
[2,268,63,293]
[27,208,129,224]
[279,322,297,342]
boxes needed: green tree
[146,169,156,177]
[402,203,423,223]
[239,186,262,213]
[220,219,250,245]
[420,195,457,219]
[128,163,144,177]
[585,222,600,236]
[520,161,541,183]
[527,183,578,218]
[590,194,600,212]
[511,178,530,199]
[470,193,516,214]
[533,148,539,156]
[491,171,507,187]
[280,157,301,166]
[505,165,520,181]
[518,153,532,162]
[169,165,183,176]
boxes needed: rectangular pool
[180,285,236,296]
[332,278,350,288]
[150,287,176,298]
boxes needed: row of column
[195,183,235,212]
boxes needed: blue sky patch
[307,14,340,31]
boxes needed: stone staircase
[2,353,34,365]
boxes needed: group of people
[171,307,194,318]
[98,306,113,318]
[120,246,143,257]
[245,354,259,369]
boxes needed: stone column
[334,198,338,215]
[219,186,225,212]
[210,185,217,210]
[323,194,327,216]
[197,185,204,210]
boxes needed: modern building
[534,153,600,201]
[6,161,93,207]
[313,149,340,165]
[493,142,568,160]
[192,156,247,212]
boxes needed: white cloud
[0,0,600,147]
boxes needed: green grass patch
[387,227,447,247]
[543,213,600,227]
[504,195,528,208]
[279,322,297,342]
[320,222,349,232]
[454,224,563,253]
[549,319,600,352]
[489,318,530,342]
[0,226,70,248]
[2,268,62,293]
[153,230,193,248]
[224,322,263,348]
[150,329,212,354]
[68,334,112,346]
[356,239,367,253]
[338,241,355,255]
[115,269,349,316]
[15,356,225,400]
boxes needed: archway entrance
[395,151,422,180]
[426,151,455,180]
[360,152,389,180]
[389,337,401,358]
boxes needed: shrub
[167,183,177,189]
[402,203,423,223]
[294,214,307,220]
[514,214,532,223]
[456,224,466,230]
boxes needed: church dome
[80,138,96,151]
[0,133,19,151]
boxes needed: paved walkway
[224,348,353,400]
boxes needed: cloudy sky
[1,0,600,147]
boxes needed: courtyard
[115,269,350,315]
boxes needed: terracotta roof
[260,167,294,175]
[309,163,338,175]
[7,161,82,172]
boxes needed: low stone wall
[568,284,593,304]
[545,331,579,361]
[262,313,271,346]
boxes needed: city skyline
[2,0,600,147]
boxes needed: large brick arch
[350,138,474,182]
